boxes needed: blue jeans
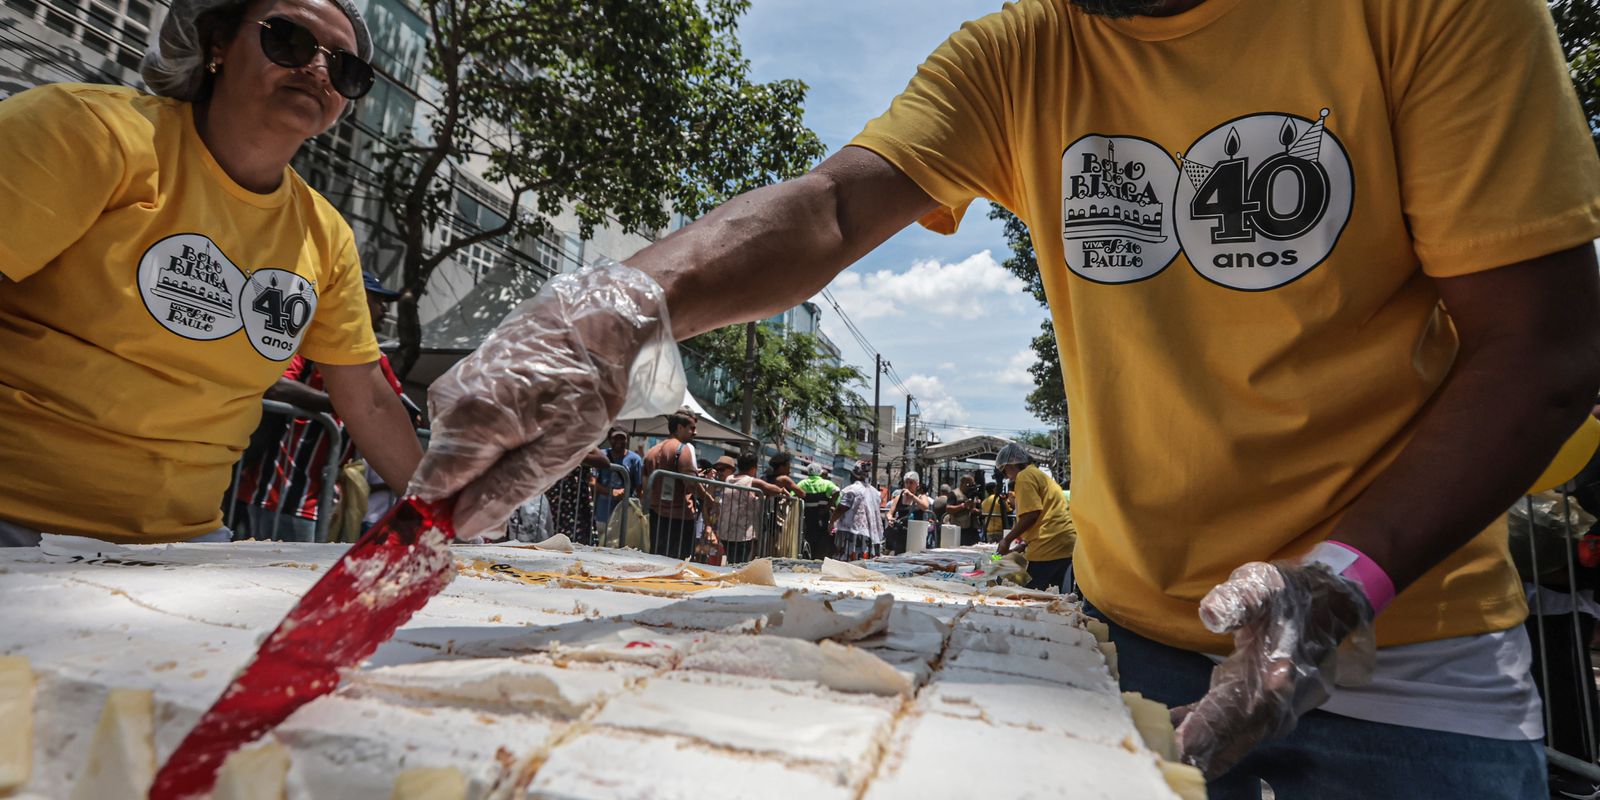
[1086,604,1545,799]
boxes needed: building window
[7,0,154,74]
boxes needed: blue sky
[737,0,1054,440]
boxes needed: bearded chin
[1068,0,1169,17]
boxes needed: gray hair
[142,0,374,101]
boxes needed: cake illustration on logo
[1173,107,1354,291]
[150,241,238,319]
[137,233,248,341]
[1059,135,1182,284]
[1062,143,1167,245]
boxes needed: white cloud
[936,361,957,372]
[824,250,1026,322]
[988,348,1035,388]
[902,374,969,425]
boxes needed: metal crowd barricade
[1516,484,1600,783]
[222,399,344,543]
[642,469,789,563]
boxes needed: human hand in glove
[408,259,685,540]
[1172,542,1391,779]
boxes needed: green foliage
[383,0,827,374]
[988,205,1068,425]
[686,325,870,452]
[1024,318,1068,424]
[1552,0,1600,155]
[1015,430,1054,449]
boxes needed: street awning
[620,391,756,447]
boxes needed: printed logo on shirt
[1174,109,1354,291]
[136,234,319,358]
[242,268,319,361]
[137,233,247,340]
[1060,135,1182,284]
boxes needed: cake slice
[70,689,155,800]
[863,712,1181,800]
[0,657,35,793]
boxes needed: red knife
[148,496,457,799]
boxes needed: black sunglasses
[255,17,374,100]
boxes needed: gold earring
[207,60,220,74]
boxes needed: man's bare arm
[321,361,423,494]
[1000,510,1041,556]
[627,146,938,340]
[1334,244,1600,591]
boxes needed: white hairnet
[994,443,1032,470]
[903,471,920,483]
[142,0,374,101]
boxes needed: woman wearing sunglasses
[0,0,419,546]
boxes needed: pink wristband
[1304,540,1396,614]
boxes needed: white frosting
[591,675,894,775]
[530,728,857,799]
[2,541,1167,798]
[680,636,911,697]
[923,666,1139,747]
[348,658,636,718]
[865,712,1180,800]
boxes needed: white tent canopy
[620,391,756,446]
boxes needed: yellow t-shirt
[851,0,1600,652]
[0,84,379,543]
[981,494,1008,534]
[1011,465,1076,563]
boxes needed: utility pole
[739,321,756,443]
[902,393,913,484]
[870,355,883,487]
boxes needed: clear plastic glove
[1172,559,1376,779]
[409,259,685,540]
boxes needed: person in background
[797,462,841,559]
[764,451,800,494]
[832,460,884,560]
[980,481,1009,543]
[506,493,553,544]
[949,474,980,546]
[548,448,609,544]
[239,271,418,541]
[884,471,930,553]
[0,0,420,546]
[715,452,788,564]
[994,444,1076,593]
[932,483,954,547]
[642,409,703,560]
[592,426,642,530]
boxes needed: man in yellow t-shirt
[411,0,1600,793]
[979,482,1009,542]
[994,444,1076,592]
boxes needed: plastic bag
[411,259,684,539]
[605,496,650,552]
[1508,491,1597,584]
[326,458,371,543]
